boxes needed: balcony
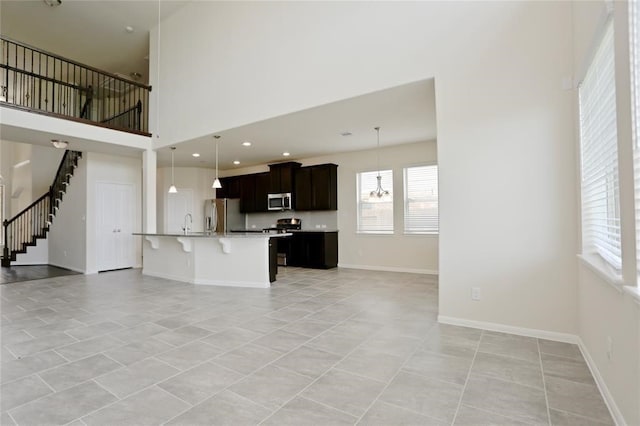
[0,36,151,136]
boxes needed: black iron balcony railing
[0,36,151,136]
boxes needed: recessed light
[125,26,135,33]
[192,153,200,157]
[340,131,352,137]
[233,160,240,165]
[282,152,290,157]
[242,141,252,147]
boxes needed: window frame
[356,169,394,235]
[403,163,438,235]
[578,17,623,274]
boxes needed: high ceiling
[0,0,185,84]
[163,79,437,170]
[0,1,437,170]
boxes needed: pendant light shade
[212,135,222,189]
[370,127,390,200]
[168,146,177,193]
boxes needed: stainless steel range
[266,218,301,265]
[263,218,302,234]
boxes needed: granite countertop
[133,232,292,239]
[291,229,339,233]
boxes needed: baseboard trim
[437,315,578,343]
[577,338,626,426]
[338,263,438,275]
[141,269,191,284]
[437,315,624,425]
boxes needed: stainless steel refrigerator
[204,198,245,233]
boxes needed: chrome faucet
[183,213,193,235]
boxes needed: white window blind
[404,165,438,234]
[579,20,622,271]
[630,0,640,281]
[357,170,393,233]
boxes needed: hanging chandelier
[212,135,222,189]
[370,126,390,199]
[168,147,177,193]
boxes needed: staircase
[2,150,82,267]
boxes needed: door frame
[95,181,135,272]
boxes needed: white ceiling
[162,78,437,170]
[0,1,437,170]
[0,0,185,84]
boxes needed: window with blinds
[356,170,393,233]
[404,165,438,234]
[630,1,640,281]
[579,19,622,271]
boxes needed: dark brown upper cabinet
[216,175,241,199]
[294,163,338,211]
[269,162,301,194]
[239,172,270,213]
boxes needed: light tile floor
[0,268,613,425]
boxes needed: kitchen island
[134,232,290,288]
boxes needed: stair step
[3,150,81,267]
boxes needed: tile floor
[0,267,613,425]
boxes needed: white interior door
[167,189,193,233]
[96,182,135,272]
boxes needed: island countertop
[133,232,292,238]
[136,232,286,288]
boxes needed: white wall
[154,1,577,331]
[48,152,143,274]
[0,140,13,220]
[319,142,438,274]
[48,153,87,272]
[10,142,32,216]
[13,238,48,266]
[156,166,216,233]
[0,140,70,215]
[31,145,64,197]
[573,2,640,425]
[85,152,143,273]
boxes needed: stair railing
[2,150,82,267]
[2,193,50,267]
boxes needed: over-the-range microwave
[268,193,292,211]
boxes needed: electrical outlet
[607,336,613,360]
[471,287,481,301]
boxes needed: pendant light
[212,135,222,189]
[168,146,177,193]
[370,127,390,199]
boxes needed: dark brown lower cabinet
[278,232,338,269]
